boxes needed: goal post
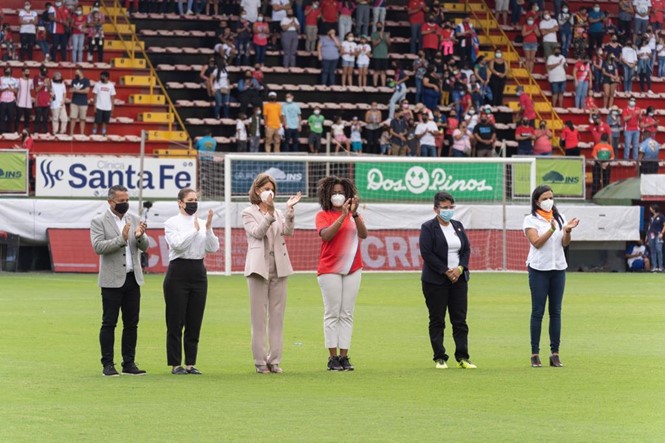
[205,154,537,275]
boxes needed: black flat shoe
[186,367,202,375]
[171,366,188,375]
[549,354,564,367]
[531,355,542,367]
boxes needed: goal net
[199,154,537,275]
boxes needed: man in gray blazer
[90,185,148,377]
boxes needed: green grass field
[1,272,664,442]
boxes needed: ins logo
[40,160,64,188]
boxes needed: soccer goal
[199,154,537,275]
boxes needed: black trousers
[35,106,50,133]
[100,273,141,367]
[422,279,469,362]
[20,32,35,61]
[164,259,208,366]
[591,161,611,195]
[15,106,32,132]
[0,102,16,134]
[365,127,381,155]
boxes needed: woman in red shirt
[253,17,270,65]
[315,176,367,371]
[521,17,540,73]
[560,120,580,156]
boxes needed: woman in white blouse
[242,173,301,373]
[523,185,579,368]
[163,188,220,375]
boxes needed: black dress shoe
[531,355,542,367]
[549,354,564,367]
[186,367,202,375]
[171,366,188,375]
[122,363,147,375]
[102,364,120,377]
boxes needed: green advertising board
[513,157,585,198]
[355,162,504,201]
[0,150,29,195]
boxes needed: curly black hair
[316,176,358,211]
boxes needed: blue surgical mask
[438,209,454,222]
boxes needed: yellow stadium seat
[120,75,155,86]
[149,131,190,143]
[104,40,144,51]
[153,147,197,157]
[507,101,520,111]
[103,23,135,34]
[139,112,174,123]
[535,102,553,113]
[130,94,166,105]
[113,58,147,69]
[442,3,466,12]
[512,68,530,78]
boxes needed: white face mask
[331,194,346,207]
[260,190,274,203]
[539,198,554,212]
[286,98,293,103]
[563,7,569,13]
[314,109,320,115]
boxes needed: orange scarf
[536,209,553,222]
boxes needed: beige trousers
[247,256,288,365]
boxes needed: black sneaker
[171,366,188,375]
[327,355,343,371]
[102,364,120,377]
[186,367,202,375]
[122,363,147,376]
[339,355,354,371]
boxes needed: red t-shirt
[53,6,71,35]
[622,106,641,131]
[438,28,454,42]
[641,115,657,133]
[590,122,612,144]
[421,23,440,49]
[408,0,425,25]
[72,15,87,35]
[321,0,338,22]
[34,76,51,107]
[574,61,590,81]
[519,94,536,120]
[515,125,535,140]
[316,210,363,276]
[305,5,321,26]
[560,127,580,149]
[652,0,665,23]
[253,22,269,46]
[522,23,539,43]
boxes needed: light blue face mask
[438,209,454,222]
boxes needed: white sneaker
[435,359,448,369]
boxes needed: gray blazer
[90,210,149,288]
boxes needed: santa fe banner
[35,155,197,198]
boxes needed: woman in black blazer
[420,191,476,369]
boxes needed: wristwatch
[352,213,359,218]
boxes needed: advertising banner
[35,155,197,198]
[513,157,585,198]
[355,162,504,201]
[230,160,307,196]
[0,149,28,195]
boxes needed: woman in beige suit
[242,173,301,374]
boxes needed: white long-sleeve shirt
[164,213,220,262]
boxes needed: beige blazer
[90,210,148,288]
[242,204,295,280]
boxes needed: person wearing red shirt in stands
[517,86,536,127]
[304,1,322,52]
[622,97,641,160]
[48,1,70,62]
[589,113,612,145]
[320,0,338,35]
[33,65,51,134]
[560,120,581,156]
[408,0,426,54]
[515,116,536,155]
[315,176,367,372]
[438,22,455,64]
[651,0,665,32]
[421,15,440,61]
[640,106,659,137]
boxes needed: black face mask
[114,202,129,215]
[184,202,198,215]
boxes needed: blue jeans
[295,3,305,34]
[528,267,566,355]
[649,236,664,269]
[510,0,522,25]
[422,87,440,112]
[285,128,299,152]
[575,80,589,109]
[624,130,639,160]
[659,56,665,77]
[420,144,436,157]
[452,149,466,157]
[415,77,423,104]
[634,17,648,36]
[388,86,407,119]
[559,28,572,56]
[623,64,634,93]
[254,45,266,65]
[321,59,338,86]
[214,90,230,119]
[50,33,68,62]
[355,4,370,36]
[71,34,85,64]
[372,7,386,33]
[410,24,422,53]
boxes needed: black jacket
[419,217,471,285]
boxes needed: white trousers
[318,270,362,350]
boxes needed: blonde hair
[248,173,277,204]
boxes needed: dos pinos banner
[35,155,197,198]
